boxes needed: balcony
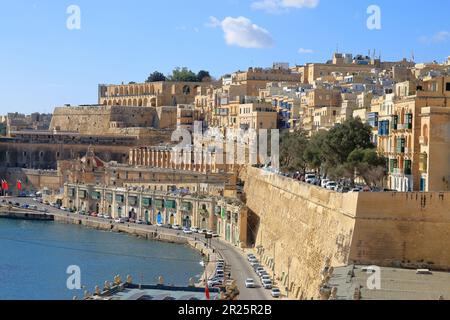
[419,136,429,146]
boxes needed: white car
[172,224,182,230]
[256,268,266,277]
[190,227,199,233]
[198,229,208,234]
[208,279,223,288]
[271,288,281,298]
[305,174,317,184]
[349,188,361,193]
[183,228,193,234]
[262,279,273,289]
[115,218,125,224]
[321,179,330,188]
[261,275,271,283]
[156,223,164,227]
[249,260,260,267]
[245,279,256,288]
[326,181,337,190]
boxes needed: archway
[182,85,191,95]
[183,216,191,228]
[145,210,149,224]
[169,214,175,225]
[156,212,162,225]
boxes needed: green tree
[168,67,198,82]
[346,148,387,186]
[146,71,166,82]
[304,131,327,172]
[197,70,211,82]
[280,130,309,173]
[321,118,374,169]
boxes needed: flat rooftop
[328,265,450,300]
[95,284,220,301]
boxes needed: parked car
[245,278,256,288]
[247,254,256,261]
[190,227,199,233]
[271,287,281,298]
[207,279,223,288]
[215,270,224,278]
[60,206,67,211]
[114,218,125,224]
[321,179,330,188]
[172,224,182,230]
[305,174,317,184]
[349,188,362,193]
[261,275,271,283]
[256,268,266,277]
[256,267,267,277]
[135,220,144,225]
[262,279,273,289]
[249,260,260,267]
[325,181,337,190]
[337,186,350,193]
[212,233,220,238]
[183,228,193,234]
[156,223,164,227]
[104,215,112,219]
[199,229,208,234]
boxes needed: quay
[0,206,54,221]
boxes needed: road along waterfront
[1,197,273,300]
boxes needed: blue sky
[0,0,449,114]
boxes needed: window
[446,82,450,91]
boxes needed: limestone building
[98,81,209,107]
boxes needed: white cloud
[205,16,221,28]
[207,16,274,49]
[298,48,314,54]
[420,31,450,44]
[251,0,319,13]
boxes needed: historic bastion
[243,166,450,300]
